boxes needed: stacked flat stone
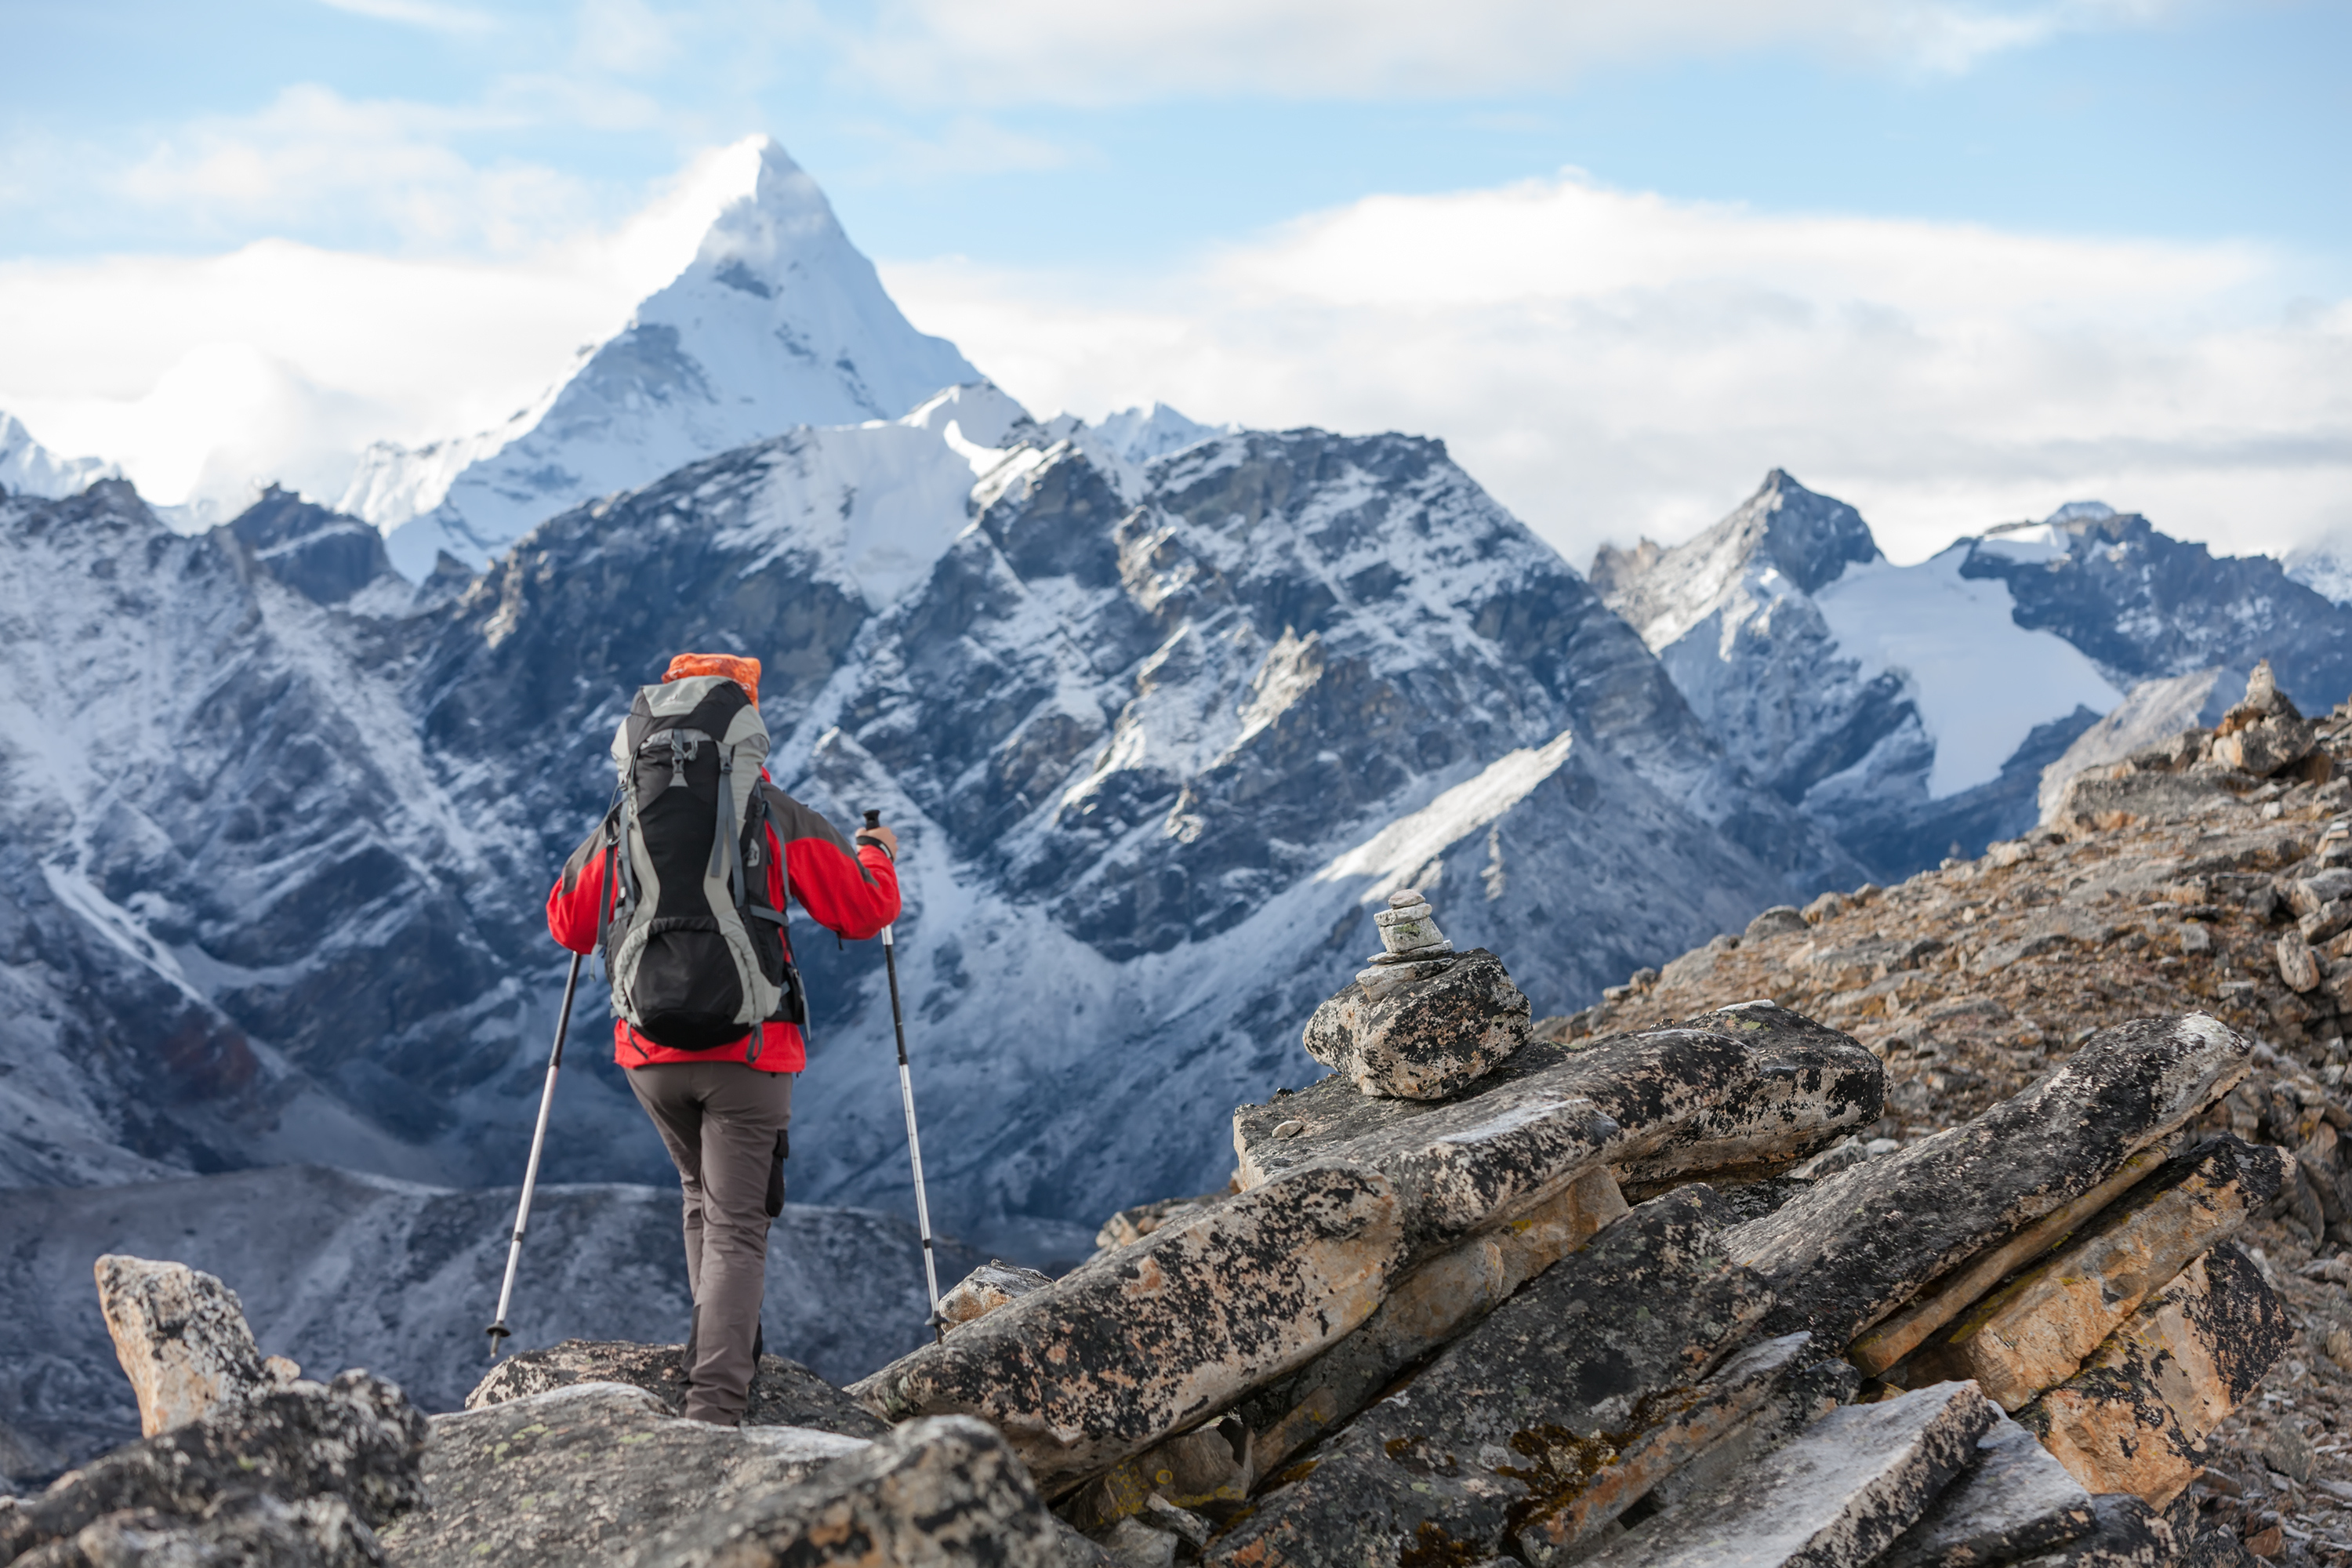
[1356,888,1457,1001]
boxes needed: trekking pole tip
[486,1321,511,1361]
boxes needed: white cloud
[879,170,2351,567]
[837,0,2183,104]
[315,0,499,34]
[0,140,764,509]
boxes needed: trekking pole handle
[863,808,881,830]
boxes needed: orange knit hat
[662,652,760,706]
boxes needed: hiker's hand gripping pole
[867,809,943,1343]
[488,949,583,1360]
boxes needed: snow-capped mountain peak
[0,411,120,499]
[352,135,978,579]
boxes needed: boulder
[379,1382,869,1567]
[1094,1192,1226,1251]
[2211,663,2317,778]
[1579,1381,1998,1568]
[1915,1136,2287,1410]
[1632,1353,1863,1519]
[1235,1165,1627,1478]
[938,1261,1056,1333]
[1748,905,1810,938]
[1236,1003,1877,1253]
[93,1256,269,1437]
[1300,949,1530,1100]
[465,1340,887,1437]
[1203,1189,1772,1567]
[1513,1333,1816,1566]
[0,1373,426,1565]
[850,1162,1405,1496]
[1726,1014,2250,1346]
[642,1415,1063,1568]
[1852,1145,2170,1378]
[1878,1412,2095,1568]
[1060,1416,1252,1533]
[2051,768,2235,833]
[2275,929,2322,993]
[2009,1494,2177,1567]
[28,1491,382,1568]
[1617,1002,1885,1185]
[2019,1243,2290,1508]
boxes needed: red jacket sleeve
[764,784,902,940]
[546,819,611,954]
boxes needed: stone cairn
[6,946,2300,1566]
[1298,889,1534,1101]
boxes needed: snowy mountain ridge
[0,411,120,499]
[1595,475,2352,877]
[346,136,978,579]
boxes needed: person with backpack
[544,652,901,1425]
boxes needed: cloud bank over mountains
[2,123,2344,565]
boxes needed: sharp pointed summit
[348,136,980,578]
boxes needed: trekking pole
[866,809,943,1342]
[487,949,583,1360]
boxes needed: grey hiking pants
[626,1061,793,1425]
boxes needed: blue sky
[2,1,2347,562]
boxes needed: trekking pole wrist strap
[855,833,895,862]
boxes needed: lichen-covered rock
[1632,1352,1863,1520]
[2018,1243,2290,1508]
[1726,1013,2251,1346]
[93,1257,269,1438]
[849,1163,1405,1497]
[1878,1412,2095,1568]
[30,1491,382,1568]
[1240,1004,1878,1223]
[1581,1380,1998,1568]
[1300,949,1530,1100]
[1920,1135,2287,1410]
[464,1340,887,1438]
[1235,1165,1627,1478]
[1513,1332,1815,1566]
[1617,1002,1884,1184]
[2051,767,2237,833]
[938,1261,1055,1333]
[379,1382,868,1567]
[0,1373,425,1565]
[1203,1189,1772,1567]
[1852,1145,2171,1379]
[641,1415,1062,1568]
[1094,1192,1226,1252]
[1060,1417,1251,1534]
[2010,1494,2178,1567]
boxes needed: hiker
[545,652,900,1425]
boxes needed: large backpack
[596,674,805,1051]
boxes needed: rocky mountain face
[343,136,978,579]
[0,381,1862,1287]
[1595,476,2352,883]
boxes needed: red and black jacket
[546,779,899,1073]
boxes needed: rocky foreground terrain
[6,669,2349,1566]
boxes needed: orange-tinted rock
[1926,1136,2286,1410]
[93,1255,269,1437]
[2019,1243,2290,1508]
[1726,1014,2251,1348]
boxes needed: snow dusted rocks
[1878,1412,2096,1568]
[848,1163,1406,1496]
[1583,1380,1998,1568]
[1203,1189,1771,1568]
[1727,1012,2252,1346]
[93,1256,271,1437]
